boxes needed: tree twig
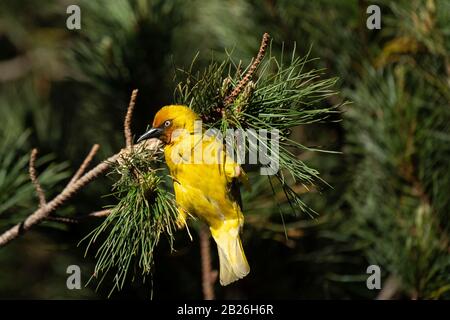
[0,88,141,247]
[0,152,119,247]
[376,275,400,300]
[124,89,139,148]
[199,225,217,300]
[29,149,46,207]
[224,32,270,106]
[45,216,80,224]
[68,144,100,186]
[46,209,111,224]
[0,55,32,82]
[84,209,111,218]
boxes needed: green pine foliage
[84,144,179,296]
[0,82,71,226]
[338,0,450,299]
[0,0,448,299]
[175,46,340,217]
[84,42,340,295]
[344,66,450,298]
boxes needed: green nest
[84,144,178,296]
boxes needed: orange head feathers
[137,105,200,144]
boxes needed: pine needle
[174,45,341,215]
[82,143,178,296]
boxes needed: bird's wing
[187,135,251,209]
[229,175,244,210]
[217,142,251,210]
[221,148,251,191]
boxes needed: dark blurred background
[0,0,449,299]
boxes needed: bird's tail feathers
[210,224,250,286]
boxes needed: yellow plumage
[139,105,250,285]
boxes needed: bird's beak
[137,127,163,143]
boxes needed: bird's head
[137,105,200,144]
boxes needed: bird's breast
[163,135,243,227]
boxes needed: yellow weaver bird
[137,105,250,285]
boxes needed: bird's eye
[164,120,171,127]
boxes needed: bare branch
[68,144,100,186]
[124,89,139,148]
[0,88,146,247]
[0,84,171,251]
[0,132,163,247]
[0,152,119,247]
[85,209,111,218]
[199,225,217,300]
[45,216,79,224]
[46,209,111,224]
[376,275,400,300]
[0,55,32,82]
[224,33,270,106]
[29,149,46,207]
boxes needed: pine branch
[46,209,112,224]
[68,144,100,186]
[0,89,141,247]
[224,32,270,106]
[124,89,139,149]
[376,275,400,300]
[1,137,157,246]
[83,209,111,218]
[28,149,46,207]
[0,151,118,247]
[0,55,32,82]
[175,34,340,217]
[199,225,217,300]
